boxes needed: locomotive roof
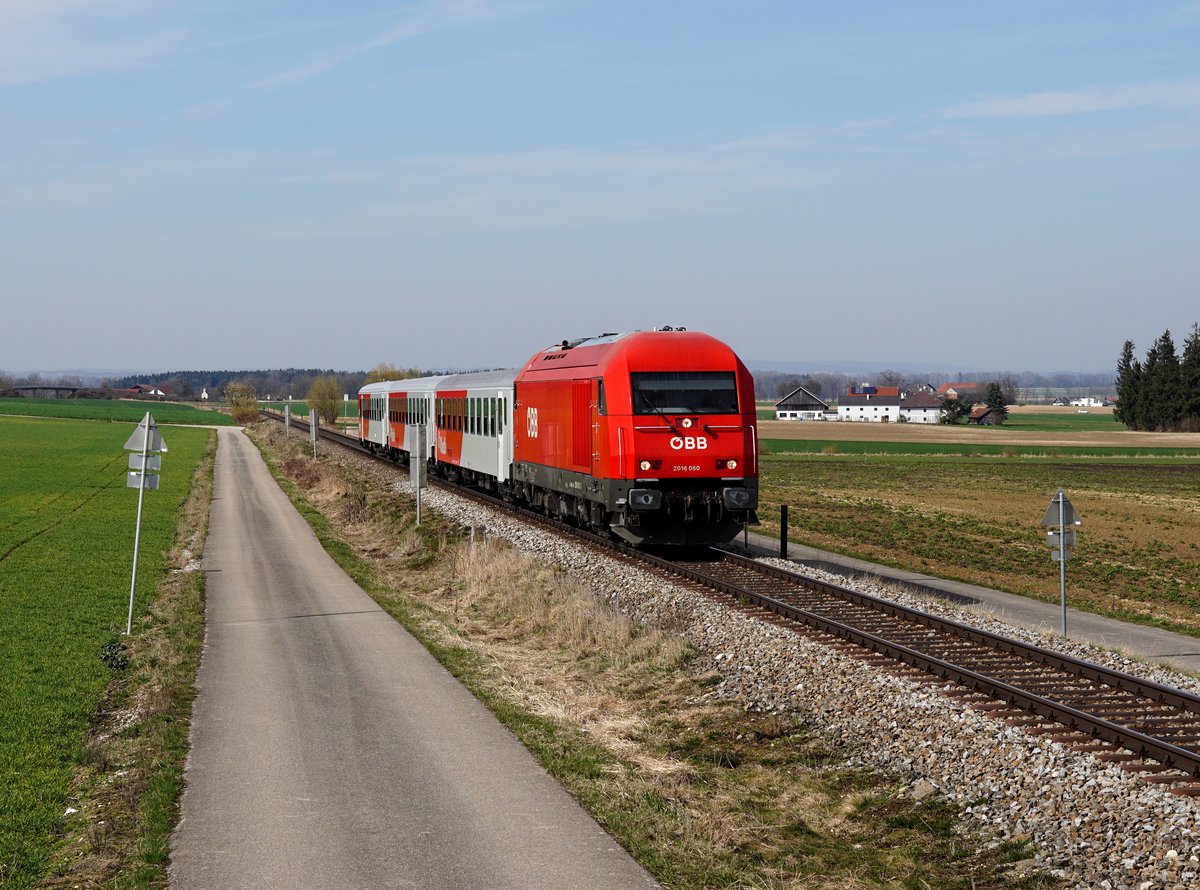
[520,329,741,376]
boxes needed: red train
[358,328,758,545]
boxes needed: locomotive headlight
[726,459,738,470]
[639,460,652,471]
[680,418,693,429]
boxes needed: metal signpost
[310,409,318,457]
[1041,489,1082,637]
[414,427,427,526]
[284,402,291,433]
[124,413,166,635]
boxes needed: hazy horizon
[3,3,1197,374]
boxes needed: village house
[898,390,944,424]
[836,385,902,422]
[833,385,946,424]
[936,382,979,402]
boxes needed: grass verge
[39,431,215,888]
[247,421,1059,889]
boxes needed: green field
[0,417,210,886]
[0,397,233,425]
[1001,410,1126,433]
[258,400,357,418]
[758,452,1200,636]
[761,439,1200,459]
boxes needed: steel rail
[635,551,1200,776]
[714,550,1200,716]
[259,409,1200,776]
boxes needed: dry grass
[248,422,1057,890]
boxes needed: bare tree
[307,376,342,426]
[223,382,259,424]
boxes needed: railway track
[263,410,1200,791]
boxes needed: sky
[2,1,1199,376]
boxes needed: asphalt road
[170,428,657,889]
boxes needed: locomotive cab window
[630,371,738,415]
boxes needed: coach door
[496,390,510,483]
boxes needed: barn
[774,386,829,420]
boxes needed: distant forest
[2,365,1119,404]
[103,369,371,400]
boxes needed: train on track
[357,328,759,546]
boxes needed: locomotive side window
[631,372,738,415]
[597,379,606,415]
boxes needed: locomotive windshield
[631,371,739,415]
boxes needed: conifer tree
[983,381,1009,424]
[1142,330,1182,431]
[1113,340,1142,429]
[1180,324,1200,432]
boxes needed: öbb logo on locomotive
[357,328,759,546]
[669,435,707,451]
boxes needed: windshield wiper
[638,391,679,432]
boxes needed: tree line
[1114,325,1200,432]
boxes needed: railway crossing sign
[1040,489,1082,637]
[124,413,167,635]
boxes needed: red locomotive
[359,328,758,545]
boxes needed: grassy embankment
[247,420,1055,889]
[0,397,233,426]
[0,416,213,888]
[755,409,1200,637]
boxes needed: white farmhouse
[836,386,944,424]
[898,391,944,424]
[837,386,901,422]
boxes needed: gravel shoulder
[402,481,1200,890]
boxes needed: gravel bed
[322,444,1200,890]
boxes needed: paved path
[171,428,657,890]
[745,530,1200,674]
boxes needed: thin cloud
[0,0,179,87]
[947,78,1200,119]
[247,0,540,94]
